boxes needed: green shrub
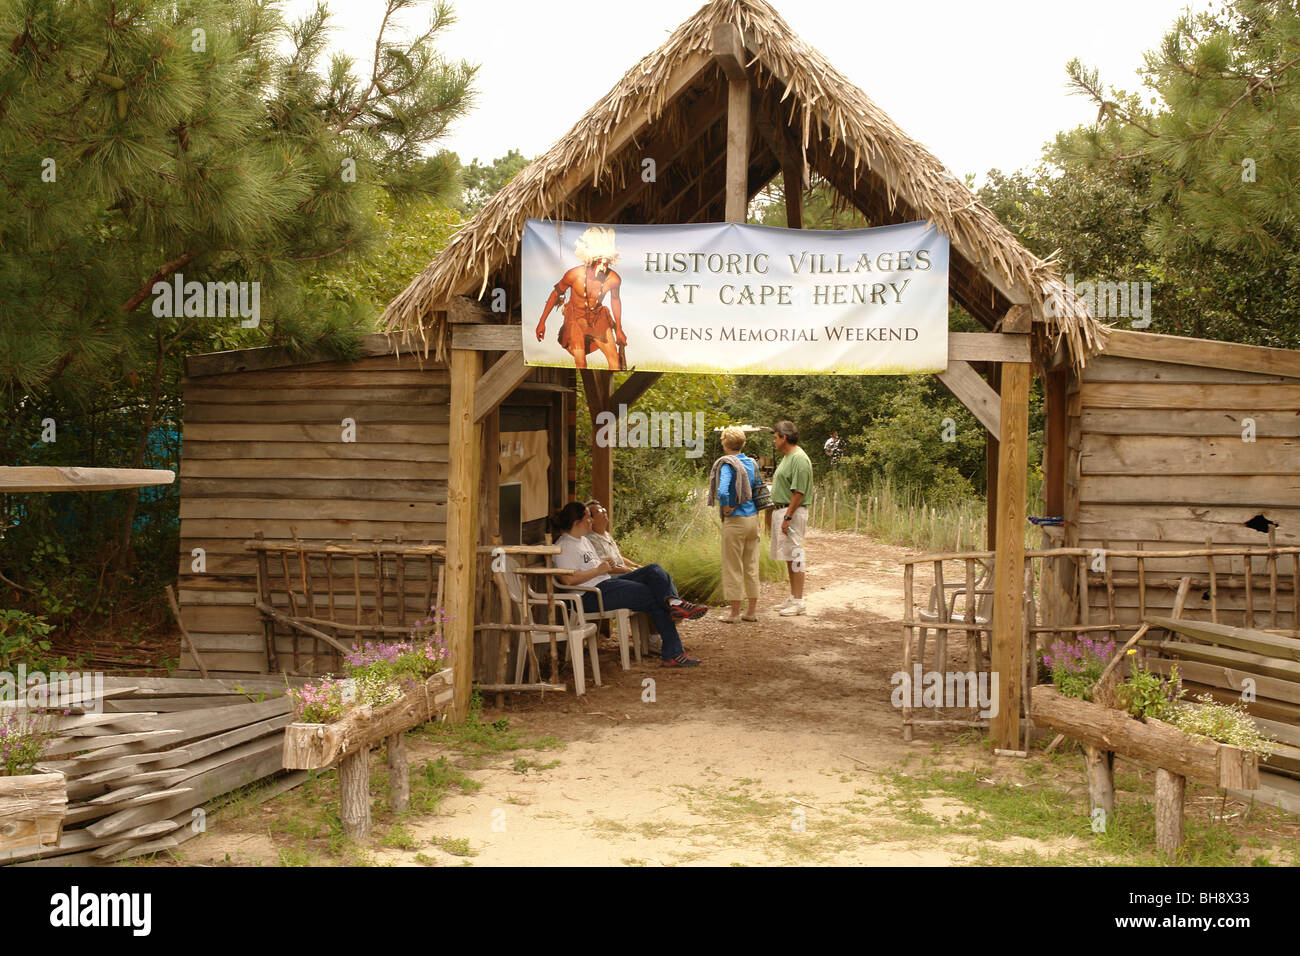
[0,609,68,672]
[610,450,702,537]
[1116,657,1182,720]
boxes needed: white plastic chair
[496,559,601,695]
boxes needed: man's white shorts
[770,506,808,563]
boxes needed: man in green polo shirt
[770,419,813,616]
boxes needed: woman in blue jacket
[712,426,761,623]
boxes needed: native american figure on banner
[534,226,628,370]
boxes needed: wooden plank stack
[1,676,298,867]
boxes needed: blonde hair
[720,426,747,452]
[574,226,620,265]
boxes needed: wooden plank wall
[1073,354,1300,630]
[177,355,452,674]
[177,355,576,677]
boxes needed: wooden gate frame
[437,25,1037,745]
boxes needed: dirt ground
[168,528,1300,867]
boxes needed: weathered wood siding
[1071,354,1300,630]
[177,349,574,676]
[177,355,453,674]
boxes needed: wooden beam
[783,164,803,229]
[451,324,520,351]
[991,361,1031,750]
[725,75,752,223]
[936,360,1001,436]
[1045,367,1069,517]
[446,348,483,721]
[447,296,491,324]
[582,370,615,515]
[474,351,531,423]
[711,23,748,82]
[589,91,729,222]
[686,144,781,225]
[608,371,663,410]
[1102,329,1300,380]
[949,332,1031,364]
[713,23,752,225]
[0,467,175,493]
[184,333,398,378]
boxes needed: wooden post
[1206,537,1218,624]
[985,365,1001,551]
[902,562,915,742]
[1136,542,1146,623]
[1154,767,1185,858]
[1044,368,1069,518]
[991,361,1030,750]
[854,495,861,533]
[722,34,751,224]
[339,746,371,841]
[1267,528,1279,629]
[583,370,614,520]
[783,163,803,229]
[1084,745,1115,820]
[387,734,409,813]
[253,531,276,673]
[447,347,483,721]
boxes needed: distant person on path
[551,502,705,668]
[708,426,761,624]
[771,420,812,616]
[824,431,844,470]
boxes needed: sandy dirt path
[174,528,1121,866]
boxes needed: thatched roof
[382,0,1104,367]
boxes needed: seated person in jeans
[551,501,705,668]
[583,499,637,571]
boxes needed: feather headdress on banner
[574,226,620,265]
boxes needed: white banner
[521,219,949,375]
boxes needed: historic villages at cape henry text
[645,247,933,342]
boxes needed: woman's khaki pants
[721,513,761,601]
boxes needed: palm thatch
[382,0,1104,367]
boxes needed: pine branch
[120,250,199,313]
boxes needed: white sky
[287,0,1210,185]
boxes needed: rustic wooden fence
[900,543,1300,754]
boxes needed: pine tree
[1062,0,1300,346]
[0,0,476,588]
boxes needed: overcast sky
[286,0,1209,185]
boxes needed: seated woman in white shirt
[551,501,704,668]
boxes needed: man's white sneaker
[779,598,806,616]
[775,594,795,610]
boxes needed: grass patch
[512,756,561,774]
[379,823,419,851]
[430,835,477,857]
[880,763,1296,866]
[411,693,564,756]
